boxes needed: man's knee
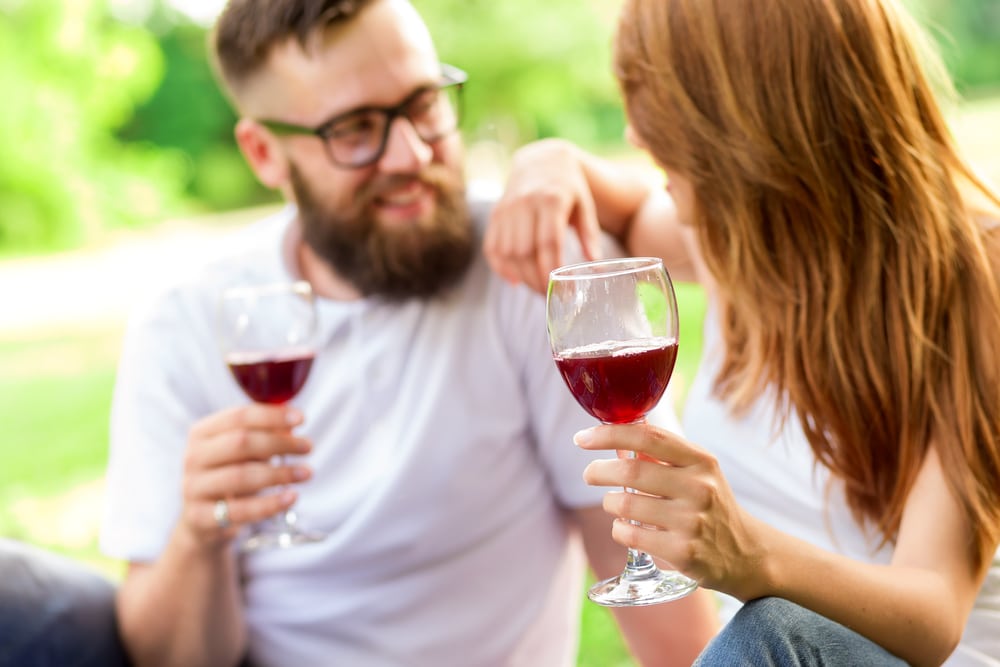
[0,539,131,667]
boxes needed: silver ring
[213,499,231,529]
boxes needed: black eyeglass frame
[258,63,467,169]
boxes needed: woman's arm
[484,138,703,293]
[577,424,989,667]
[752,445,982,665]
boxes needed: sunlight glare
[167,0,227,26]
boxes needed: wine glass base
[240,528,326,552]
[588,569,699,607]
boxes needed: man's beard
[291,163,475,301]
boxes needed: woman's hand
[179,404,313,547]
[576,422,769,601]
[484,138,604,294]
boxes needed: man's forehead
[241,0,439,120]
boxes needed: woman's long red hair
[615,0,1000,570]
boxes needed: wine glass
[217,280,326,551]
[547,257,699,606]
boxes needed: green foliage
[0,0,189,254]
[904,0,1000,94]
[421,0,625,149]
[117,19,277,211]
[2,0,997,256]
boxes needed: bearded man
[98,1,718,666]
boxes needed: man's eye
[329,115,379,139]
[407,90,442,118]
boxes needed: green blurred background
[1,1,998,665]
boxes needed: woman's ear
[234,118,288,189]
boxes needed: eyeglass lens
[325,85,460,167]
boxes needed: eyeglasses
[259,64,467,169]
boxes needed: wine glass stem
[619,417,659,581]
[273,454,296,530]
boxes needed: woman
[485,0,1000,664]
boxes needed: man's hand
[484,139,604,294]
[179,404,313,547]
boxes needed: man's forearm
[612,588,718,667]
[116,526,246,667]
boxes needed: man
[99,1,718,665]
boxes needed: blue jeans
[0,539,131,667]
[694,597,910,667]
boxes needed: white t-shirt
[100,198,681,667]
[683,305,1000,666]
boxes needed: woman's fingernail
[292,466,311,481]
[286,409,303,425]
[574,428,596,446]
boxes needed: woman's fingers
[575,422,709,468]
[609,517,695,573]
[484,138,604,294]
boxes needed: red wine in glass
[547,256,698,606]
[227,351,315,405]
[217,281,325,552]
[554,338,678,425]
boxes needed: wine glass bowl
[217,280,326,551]
[547,257,698,606]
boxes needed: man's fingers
[188,429,312,470]
[190,404,303,441]
[191,489,299,537]
[186,460,312,500]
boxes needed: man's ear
[235,118,288,189]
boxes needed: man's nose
[377,116,433,173]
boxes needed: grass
[0,329,123,574]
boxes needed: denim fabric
[694,597,910,667]
[0,539,131,667]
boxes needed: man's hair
[212,0,378,101]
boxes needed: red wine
[227,351,315,404]
[554,338,678,424]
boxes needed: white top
[100,197,681,667]
[684,305,1000,666]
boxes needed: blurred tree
[0,0,189,254]
[117,5,277,212]
[422,0,624,149]
[905,0,1000,95]
[121,0,628,213]
[2,0,996,256]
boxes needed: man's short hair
[212,0,378,101]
